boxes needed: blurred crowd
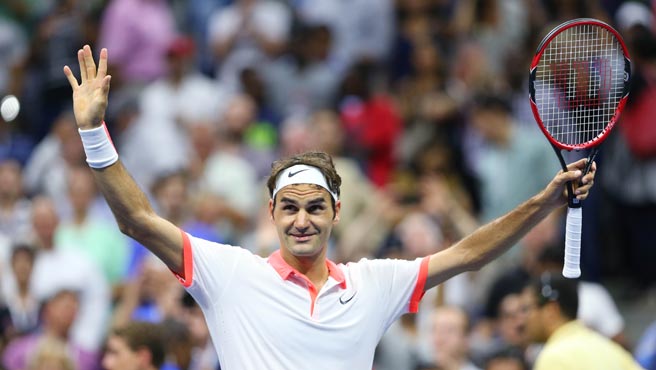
[0,0,655,369]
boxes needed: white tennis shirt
[174,231,429,370]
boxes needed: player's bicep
[425,246,469,290]
[133,215,184,275]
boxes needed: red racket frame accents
[529,18,631,151]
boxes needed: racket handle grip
[563,207,582,278]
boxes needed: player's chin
[286,242,322,257]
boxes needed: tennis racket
[529,18,631,278]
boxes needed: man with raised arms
[63,45,596,370]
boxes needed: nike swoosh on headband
[273,164,338,201]
[288,169,309,177]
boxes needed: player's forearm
[90,161,156,237]
[426,161,592,288]
[456,192,555,270]
[91,161,184,273]
[426,191,556,288]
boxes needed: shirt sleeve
[358,256,429,329]
[173,230,252,309]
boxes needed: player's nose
[294,210,310,230]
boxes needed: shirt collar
[268,249,347,289]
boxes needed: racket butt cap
[562,266,581,279]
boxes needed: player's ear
[332,200,341,224]
[269,198,275,221]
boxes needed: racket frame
[527,18,631,277]
[529,18,631,152]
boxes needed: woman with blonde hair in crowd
[26,336,76,370]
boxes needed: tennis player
[63,45,596,370]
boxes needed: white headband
[273,164,338,201]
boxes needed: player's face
[102,335,141,370]
[270,184,340,259]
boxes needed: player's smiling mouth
[290,233,316,241]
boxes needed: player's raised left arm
[423,158,596,290]
[64,45,184,275]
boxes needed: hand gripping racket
[529,19,631,278]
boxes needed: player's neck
[282,249,330,289]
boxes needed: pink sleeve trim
[174,230,194,288]
[408,257,430,313]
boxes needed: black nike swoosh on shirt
[339,291,356,305]
[288,169,310,177]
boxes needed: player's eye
[308,205,325,213]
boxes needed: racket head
[529,18,631,151]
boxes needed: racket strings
[534,24,624,146]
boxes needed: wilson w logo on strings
[548,58,611,110]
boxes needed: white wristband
[78,122,119,169]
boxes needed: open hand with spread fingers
[63,45,111,130]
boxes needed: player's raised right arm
[63,45,183,275]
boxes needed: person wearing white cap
[62,45,598,370]
[615,1,654,33]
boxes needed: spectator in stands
[103,321,166,370]
[484,346,527,370]
[19,0,91,142]
[28,196,110,351]
[112,254,183,328]
[0,160,32,247]
[0,112,34,167]
[470,272,530,366]
[0,244,39,350]
[262,24,339,120]
[291,0,395,75]
[422,305,481,370]
[533,244,628,346]
[22,111,86,215]
[56,166,129,286]
[180,293,219,370]
[337,60,402,187]
[25,336,77,370]
[207,0,291,91]
[2,289,99,370]
[139,35,230,134]
[98,0,177,87]
[522,273,642,370]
